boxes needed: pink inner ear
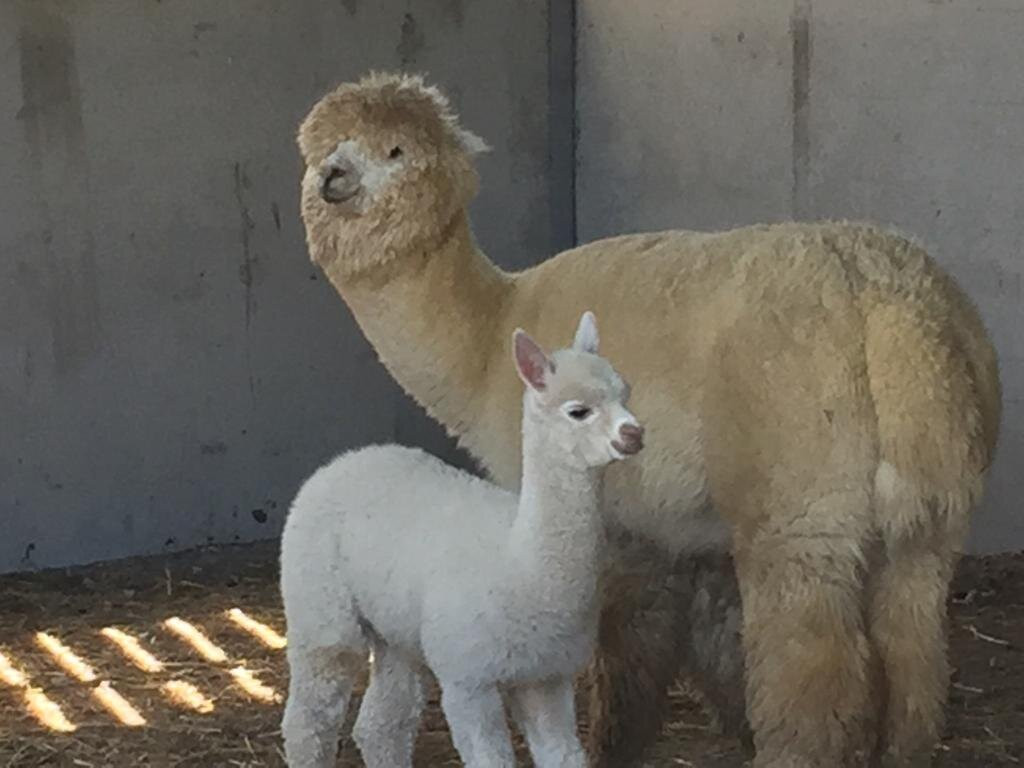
[514,333,550,391]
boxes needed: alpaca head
[297,72,489,277]
[513,312,643,469]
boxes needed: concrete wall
[5,0,1021,572]
[0,0,572,572]
[577,0,1024,552]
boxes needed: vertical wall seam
[791,0,812,220]
[569,0,578,247]
[547,0,577,252]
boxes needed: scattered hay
[0,542,1020,767]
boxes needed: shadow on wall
[2,0,562,572]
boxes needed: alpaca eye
[567,406,592,421]
[389,146,403,159]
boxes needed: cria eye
[389,146,404,159]
[567,406,592,421]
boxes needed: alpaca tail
[862,293,999,544]
[860,282,1000,762]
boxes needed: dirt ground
[0,541,1020,767]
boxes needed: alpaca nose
[320,158,361,203]
[614,422,644,456]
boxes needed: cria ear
[456,127,491,155]
[513,329,553,392]
[572,310,600,354]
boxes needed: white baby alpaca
[280,311,643,768]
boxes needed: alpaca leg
[736,517,878,768]
[583,530,691,767]
[672,548,751,748]
[281,643,359,768]
[699,305,888,766]
[439,682,516,768]
[869,523,962,767]
[352,646,424,768]
[510,677,586,768]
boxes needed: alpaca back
[281,444,517,652]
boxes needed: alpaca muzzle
[612,423,644,456]
[320,160,361,204]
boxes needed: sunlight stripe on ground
[92,680,146,726]
[0,650,28,688]
[100,627,164,673]
[162,618,228,663]
[35,633,150,727]
[161,680,215,714]
[1,649,77,732]
[35,633,97,683]
[23,687,77,732]
[226,608,287,650]
[229,667,281,703]
[163,616,280,704]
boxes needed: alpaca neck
[508,410,604,598]
[330,211,512,437]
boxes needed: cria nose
[615,423,644,455]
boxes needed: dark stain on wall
[440,0,464,27]
[233,162,258,397]
[21,543,37,570]
[192,21,216,40]
[233,162,256,328]
[17,5,102,377]
[397,12,424,67]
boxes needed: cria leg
[869,518,963,768]
[281,643,358,768]
[510,677,586,768]
[352,645,424,768]
[439,682,516,768]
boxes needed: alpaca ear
[456,127,491,156]
[513,329,553,392]
[573,311,600,354]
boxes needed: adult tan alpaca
[296,72,1001,768]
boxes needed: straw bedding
[0,542,1020,767]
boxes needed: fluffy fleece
[280,312,644,768]
[295,72,1002,767]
